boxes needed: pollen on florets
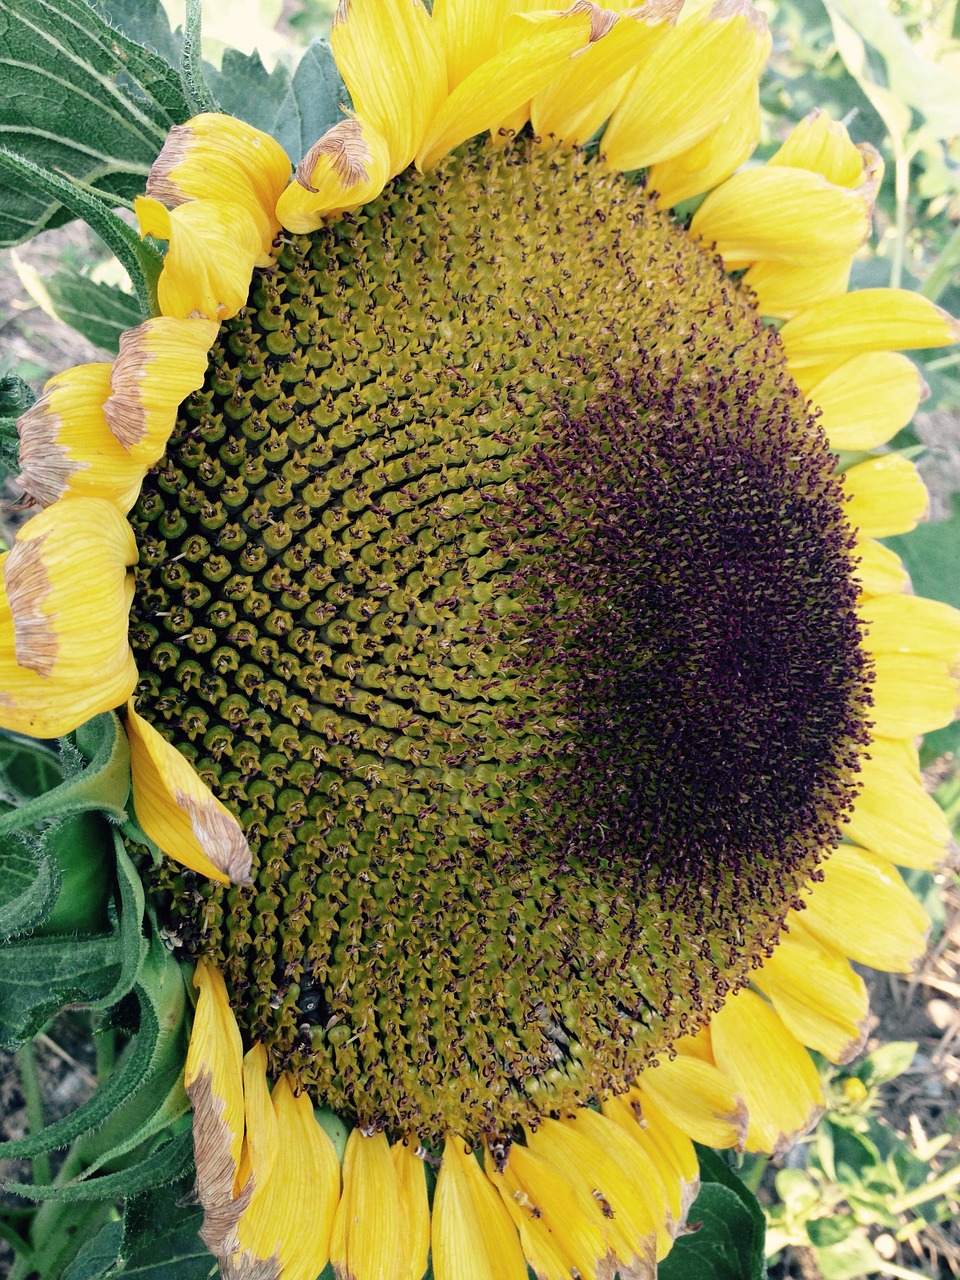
[132,141,872,1145]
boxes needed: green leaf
[0,712,131,840]
[0,934,185,1159]
[89,0,181,68]
[0,0,190,247]
[815,1230,884,1280]
[0,931,123,1047]
[0,732,62,803]
[0,373,36,418]
[270,38,347,165]
[0,148,162,317]
[0,830,61,941]
[61,1219,124,1280]
[658,1149,765,1280]
[119,1177,210,1278]
[207,45,292,139]
[42,272,144,354]
[179,0,220,115]
[860,1040,917,1086]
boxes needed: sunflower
[4,0,960,1276]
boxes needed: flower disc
[132,144,872,1144]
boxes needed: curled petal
[277,119,392,234]
[104,316,218,465]
[136,196,262,321]
[147,112,291,261]
[17,363,146,512]
[0,499,137,737]
[126,699,253,885]
[769,109,872,187]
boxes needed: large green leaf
[0,0,191,246]
[1,1128,194,1204]
[0,930,123,1047]
[270,38,347,165]
[659,1149,766,1280]
[0,830,60,941]
[41,272,144,354]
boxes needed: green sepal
[0,149,162,319]
[0,933,185,1161]
[0,713,131,840]
[179,0,220,115]
[658,1148,766,1280]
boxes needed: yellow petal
[798,844,929,972]
[276,118,392,234]
[531,3,680,149]
[848,734,951,869]
[859,594,960,736]
[16,363,147,512]
[781,290,960,369]
[0,498,137,737]
[690,167,870,270]
[104,316,218,466]
[649,82,759,209]
[432,0,515,88]
[185,959,250,1257]
[524,1114,660,1275]
[231,1075,341,1280]
[860,593,960,659]
[635,1052,748,1149]
[853,537,910,598]
[804,352,927,450]
[146,112,290,261]
[709,988,824,1155]
[391,1142,430,1280]
[743,257,851,320]
[485,1139,609,1280]
[602,0,770,171]
[843,453,928,538]
[433,1136,527,1280]
[136,195,261,322]
[331,0,446,175]
[768,109,870,188]
[126,699,253,885]
[417,9,592,172]
[331,1129,401,1280]
[753,923,870,1064]
[600,1092,699,1228]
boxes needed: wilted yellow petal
[843,453,928,538]
[136,195,261,321]
[16,363,148,512]
[147,112,290,261]
[104,316,218,466]
[277,118,392,233]
[331,0,446,175]
[798,844,929,972]
[185,960,249,1257]
[709,988,824,1155]
[0,498,137,737]
[126,699,253,885]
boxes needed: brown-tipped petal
[104,316,218,464]
[186,960,250,1257]
[126,699,253,884]
[709,989,824,1156]
[147,112,291,261]
[635,1053,748,1150]
[276,118,392,234]
[0,498,137,737]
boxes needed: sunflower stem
[919,219,960,303]
[15,1040,51,1188]
[889,145,912,292]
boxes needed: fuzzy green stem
[889,146,911,292]
[16,1041,51,1188]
